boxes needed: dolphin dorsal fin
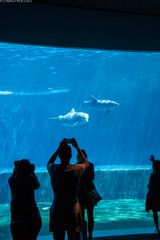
[70,108,75,113]
[90,95,97,102]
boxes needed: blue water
[1,42,160,238]
[0,43,160,169]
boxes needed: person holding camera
[8,159,42,240]
[146,155,160,235]
[47,138,89,240]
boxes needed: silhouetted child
[146,155,160,235]
[9,159,42,240]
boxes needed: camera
[65,138,73,144]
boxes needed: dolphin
[84,95,119,112]
[49,108,89,127]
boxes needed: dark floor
[96,234,160,239]
[39,234,160,240]
[38,232,160,240]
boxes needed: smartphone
[65,138,73,144]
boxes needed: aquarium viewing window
[0,42,160,239]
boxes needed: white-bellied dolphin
[84,95,119,112]
[49,108,89,127]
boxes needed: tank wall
[1,169,150,204]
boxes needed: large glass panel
[0,43,160,239]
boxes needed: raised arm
[72,138,89,168]
[47,149,59,170]
[47,140,65,170]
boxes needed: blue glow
[0,43,160,238]
[0,43,160,168]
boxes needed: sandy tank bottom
[0,199,154,239]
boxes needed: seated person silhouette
[146,154,160,235]
[77,150,96,240]
[47,138,89,240]
[8,159,42,240]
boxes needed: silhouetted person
[8,159,42,240]
[146,155,160,235]
[47,138,89,240]
[77,150,96,240]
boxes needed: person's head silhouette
[58,143,72,166]
[15,159,35,178]
[149,154,155,162]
